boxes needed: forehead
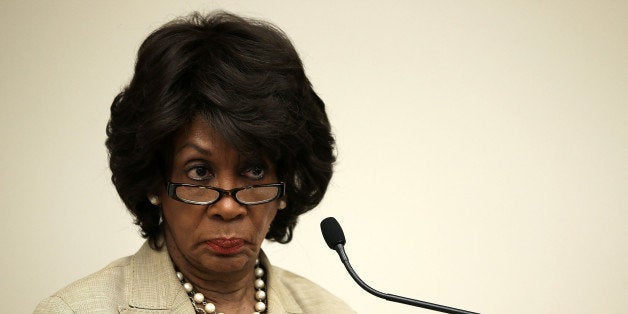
[171,116,270,166]
[172,117,229,155]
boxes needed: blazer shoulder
[34,295,72,313]
[35,255,132,312]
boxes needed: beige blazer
[35,241,355,313]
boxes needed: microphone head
[320,217,346,249]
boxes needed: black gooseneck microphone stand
[321,217,479,314]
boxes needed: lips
[206,238,245,255]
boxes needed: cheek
[160,199,199,233]
[254,206,278,236]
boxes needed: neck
[189,274,254,306]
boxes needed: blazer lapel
[124,242,193,312]
[261,251,303,314]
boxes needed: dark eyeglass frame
[166,181,285,206]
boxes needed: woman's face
[159,117,280,276]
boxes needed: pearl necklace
[176,259,267,314]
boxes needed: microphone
[320,217,479,314]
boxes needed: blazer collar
[126,241,192,311]
[262,251,303,314]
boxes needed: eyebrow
[176,143,211,156]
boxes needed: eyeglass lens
[176,185,280,204]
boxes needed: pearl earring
[148,195,160,206]
[278,200,287,210]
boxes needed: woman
[36,11,354,313]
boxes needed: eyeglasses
[166,181,285,206]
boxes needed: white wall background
[1,1,626,313]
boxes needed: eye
[243,165,265,180]
[186,165,213,181]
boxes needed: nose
[207,189,247,221]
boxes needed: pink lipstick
[206,238,245,255]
